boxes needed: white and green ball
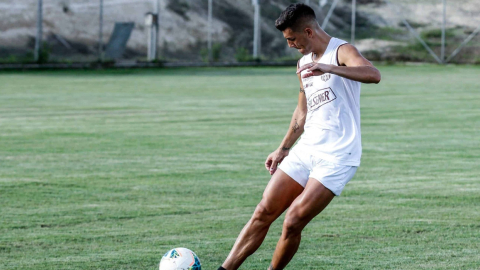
[159,248,201,270]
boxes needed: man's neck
[311,30,332,61]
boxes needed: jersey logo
[321,73,331,82]
[306,87,337,112]
[304,82,313,88]
[303,76,313,89]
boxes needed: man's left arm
[297,44,381,84]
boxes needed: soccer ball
[159,247,201,270]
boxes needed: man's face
[282,27,311,55]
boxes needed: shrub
[235,47,253,62]
[200,43,222,62]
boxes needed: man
[218,3,381,270]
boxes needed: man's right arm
[265,72,307,175]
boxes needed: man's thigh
[284,179,335,227]
[260,169,305,216]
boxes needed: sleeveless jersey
[297,37,362,166]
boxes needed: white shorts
[278,145,357,196]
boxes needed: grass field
[1,65,479,270]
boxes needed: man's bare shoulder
[337,43,373,67]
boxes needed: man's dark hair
[275,3,317,32]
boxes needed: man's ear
[305,28,314,38]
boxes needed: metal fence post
[99,0,104,62]
[208,0,213,62]
[252,0,260,58]
[147,12,158,61]
[34,0,43,62]
[441,0,446,63]
[155,0,160,60]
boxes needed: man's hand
[296,63,333,78]
[265,148,290,175]
[296,44,381,84]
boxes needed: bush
[23,42,51,63]
[211,43,222,62]
[38,42,51,63]
[421,28,455,39]
[235,47,254,62]
[0,55,18,63]
[200,43,222,62]
[362,50,382,61]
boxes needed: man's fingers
[269,160,278,174]
[302,70,314,78]
[302,68,314,78]
[296,63,314,74]
[302,69,324,78]
[265,158,271,170]
[296,65,310,74]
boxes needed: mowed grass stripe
[0,66,479,269]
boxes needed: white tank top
[297,37,362,166]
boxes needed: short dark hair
[275,3,316,32]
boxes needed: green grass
[1,65,479,269]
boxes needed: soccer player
[218,3,381,270]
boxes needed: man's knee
[283,211,305,238]
[252,201,279,224]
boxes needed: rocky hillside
[0,0,479,63]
